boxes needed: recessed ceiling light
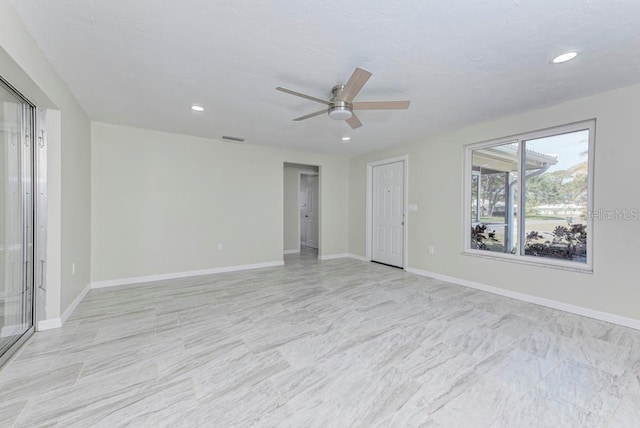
[551,51,578,64]
[191,105,205,112]
[341,137,351,141]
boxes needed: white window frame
[463,119,596,272]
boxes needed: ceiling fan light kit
[328,106,353,120]
[276,67,410,129]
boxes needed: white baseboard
[37,318,62,331]
[316,253,368,262]
[284,249,300,255]
[319,253,350,261]
[90,260,285,289]
[405,267,640,331]
[32,284,90,332]
[62,283,91,323]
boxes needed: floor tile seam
[432,375,524,428]
[155,363,202,388]
[2,397,30,428]
[563,356,627,392]
[531,355,566,390]
[6,348,61,368]
[193,374,281,407]
[70,361,87,388]
[574,332,639,353]
[585,357,635,381]
[537,361,621,414]
[483,414,503,428]
[253,378,291,411]
[11,403,58,428]
[73,380,173,427]
[422,371,484,415]
[603,394,626,428]
[0,340,41,378]
[1,364,85,419]
[476,371,533,403]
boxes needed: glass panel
[470,143,519,254]
[0,81,33,357]
[523,130,589,263]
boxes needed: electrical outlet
[428,246,435,255]
[217,242,223,251]
[72,263,76,275]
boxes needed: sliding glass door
[0,77,35,365]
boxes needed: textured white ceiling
[9,0,640,156]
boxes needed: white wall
[349,84,640,322]
[60,106,91,313]
[0,0,91,323]
[91,122,349,283]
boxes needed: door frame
[297,169,320,254]
[366,155,409,269]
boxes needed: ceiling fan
[276,67,410,129]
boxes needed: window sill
[461,249,593,274]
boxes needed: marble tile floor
[0,248,639,427]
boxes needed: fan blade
[352,100,411,110]
[339,68,372,102]
[276,87,331,105]
[293,109,327,121]
[346,113,363,129]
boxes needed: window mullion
[517,139,526,256]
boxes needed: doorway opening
[283,163,320,260]
[366,156,408,269]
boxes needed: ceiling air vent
[222,135,245,142]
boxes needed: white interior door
[372,161,404,267]
[306,175,319,248]
[300,174,319,249]
[300,176,308,247]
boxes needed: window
[465,120,594,270]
